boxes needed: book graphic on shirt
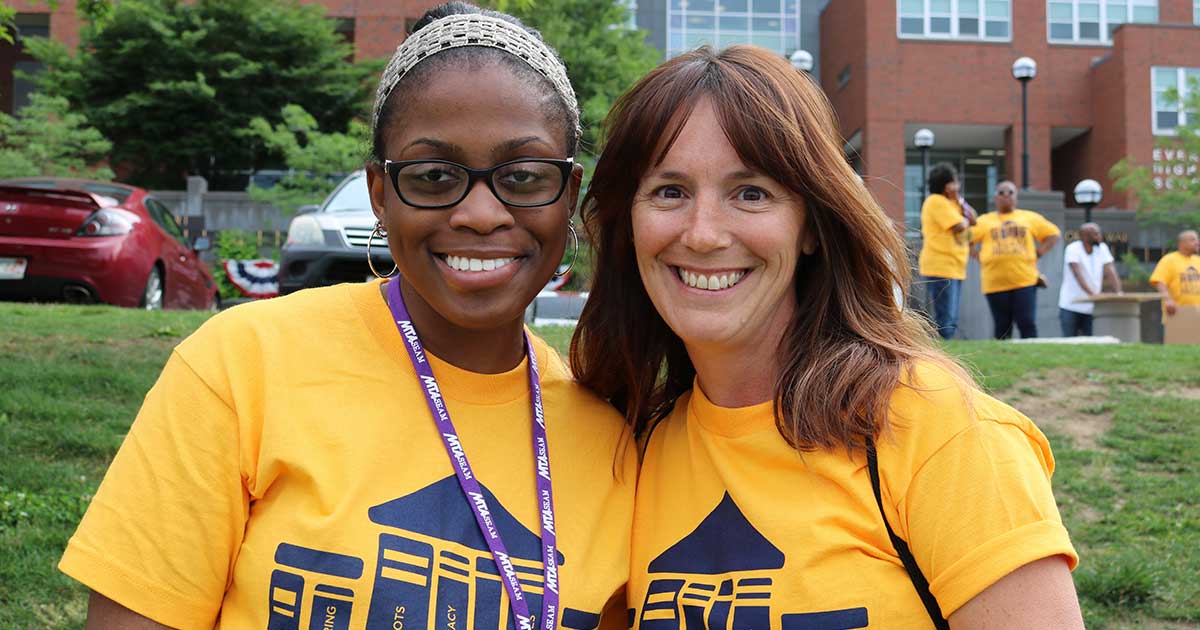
[634,493,867,630]
[266,476,602,630]
[1182,265,1200,297]
[988,220,1029,257]
[268,544,363,630]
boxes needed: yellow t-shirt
[629,363,1077,628]
[1150,251,1200,307]
[917,194,969,280]
[60,280,635,630]
[970,209,1061,294]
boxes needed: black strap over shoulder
[865,436,950,630]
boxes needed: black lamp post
[914,128,934,195]
[1012,56,1037,190]
[1074,178,1102,223]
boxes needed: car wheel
[140,266,164,310]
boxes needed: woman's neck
[684,311,792,409]
[383,279,526,374]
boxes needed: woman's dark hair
[369,1,579,162]
[927,162,958,196]
[571,46,969,451]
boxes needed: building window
[837,64,851,89]
[896,0,1011,41]
[13,13,50,40]
[1047,0,1157,44]
[666,0,800,59]
[1195,0,1199,23]
[1152,66,1199,135]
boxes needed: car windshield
[324,174,371,213]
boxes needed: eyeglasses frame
[382,157,575,209]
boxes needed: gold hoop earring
[366,221,398,279]
[553,223,579,279]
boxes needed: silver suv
[278,171,393,294]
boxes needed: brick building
[0,0,443,114]
[819,0,1200,229]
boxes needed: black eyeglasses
[383,158,573,209]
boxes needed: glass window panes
[668,0,799,59]
[1152,66,1197,135]
[719,15,748,29]
[897,0,1010,39]
[985,19,1009,36]
[1048,1,1157,43]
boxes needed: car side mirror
[192,236,211,252]
[296,204,319,215]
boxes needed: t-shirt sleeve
[968,219,986,244]
[1150,256,1173,286]
[929,197,964,233]
[1099,243,1115,266]
[1064,242,1084,265]
[898,411,1077,617]
[58,350,249,630]
[1033,214,1062,240]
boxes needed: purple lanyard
[385,279,560,630]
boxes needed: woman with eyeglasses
[59,3,635,628]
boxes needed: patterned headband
[371,13,579,135]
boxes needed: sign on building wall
[1152,147,1200,190]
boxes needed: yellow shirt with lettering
[629,363,1076,628]
[60,280,634,630]
[970,209,1061,294]
[1150,251,1200,307]
[918,194,969,280]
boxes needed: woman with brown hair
[572,46,1083,629]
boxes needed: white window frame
[896,0,1012,41]
[1046,0,1157,45]
[665,0,802,59]
[1152,66,1198,136]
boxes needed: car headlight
[285,215,324,247]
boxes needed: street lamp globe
[914,128,935,148]
[1074,179,1103,205]
[1012,56,1037,81]
[789,49,814,73]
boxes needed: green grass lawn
[2,302,1198,628]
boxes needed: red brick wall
[821,0,1200,220]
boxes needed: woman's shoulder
[176,283,363,371]
[886,360,1047,460]
[528,331,629,432]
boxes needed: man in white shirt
[1058,223,1123,336]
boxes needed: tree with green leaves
[499,0,659,160]
[242,104,368,215]
[24,0,379,189]
[0,92,114,180]
[1111,76,1200,227]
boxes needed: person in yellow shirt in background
[918,163,976,339]
[1150,229,1200,316]
[970,180,1061,339]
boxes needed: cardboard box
[1164,305,1200,345]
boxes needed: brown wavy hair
[570,46,968,450]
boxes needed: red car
[0,178,218,310]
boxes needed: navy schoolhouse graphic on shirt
[266,476,602,630]
[635,493,868,630]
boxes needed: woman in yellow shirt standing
[969,181,1060,339]
[59,4,635,628]
[917,163,974,339]
[573,46,1083,629]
